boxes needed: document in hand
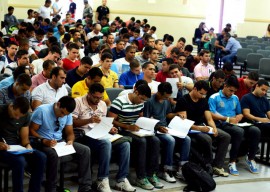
[236,122,253,127]
[86,117,114,139]
[166,78,179,98]
[130,117,159,137]
[7,145,34,155]
[189,126,214,134]
[158,116,194,138]
[100,134,123,142]
[52,142,76,157]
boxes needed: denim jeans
[157,134,190,170]
[121,131,160,179]
[221,51,237,63]
[40,142,92,192]
[79,136,130,181]
[0,150,46,192]
[221,124,261,161]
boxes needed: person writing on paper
[175,80,231,177]
[143,82,191,182]
[209,76,261,175]
[0,97,46,192]
[29,96,92,192]
[72,83,136,192]
[108,84,164,190]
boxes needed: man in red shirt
[62,43,80,71]
[156,58,173,82]
[235,71,258,100]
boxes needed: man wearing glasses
[29,96,92,192]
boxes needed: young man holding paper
[143,82,191,182]
[175,80,231,177]
[0,97,46,192]
[72,83,135,192]
[108,84,164,190]
[29,96,92,192]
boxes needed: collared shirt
[224,37,242,53]
[31,72,48,91]
[119,70,144,86]
[31,80,68,104]
[194,61,215,79]
[66,67,87,88]
[100,69,119,89]
[71,79,109,101]
[4,62,17,76]
[31,103,72,141]
[72,95,107,132]
[208,90,241,118]
[32,58,46,74]
[135,55,149,66]
[112,47,125,61]
[0,84,31,104]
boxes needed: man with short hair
[4,6,19,29]
[73,83,136,192]
[31,60,56,91]
[183,44,196,73]
[30,96,92,192]
[166,37,186,58]
[142,62,160,94]
[53,24,66,42]
[0,43,8,73]
[71,67,111,106]
[209,76,261,175]
[135,46,152,66]
[96,0,110,23]
[221,32,242,63]
[154,39,165,62]
[156,58,174,82]
[6,42,18,64]
[119,59,143,88]
[149,48,160,72]
[111,40,125,61]
[62,43,80,71]
[194,50,215,81]
[235,71,259,100]
[108,84,164,190]
[206,69,226,99]
[162,35,174,56]
[68,0,77,18]
[0,73,32,104]
[31,67,68,110]
[176,53,191,78]
[84,37,100,58]
[87,23,103,39]
[38,0,53,19]
[0,97,46,192]
[100,53,119,88]
[66,56,93,88]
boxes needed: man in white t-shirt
[142,62,160,94]
[38,0,53,19]
[86,23,103,39]
[24,9,35,24]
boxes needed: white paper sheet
[52,142,76,157]
[86,117,114,139]
[166,78,179,98]
[100,134,123,142]
[8,145,27,152]
[168,116,194,134]
[135,117,159,131]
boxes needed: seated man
[108,84,164,190]
[143,82,191,182]
[0,73,31,104]
[29,96,92,192]
[111,39,125,61]
[206,69,226,99]
[31,67,68,110]
[155,58,174,83]
[0,97,46,192]
[100,53,119,88]
[176,53,191,78]
[71,67,111,106]
[135,46,152,66]
[142,62,160,94]
[209,76,260,175]
[73,83,136,192]
[62,43,80,71]
[235,71,258,100]
[119,59,143,88]
[194,50,215,81]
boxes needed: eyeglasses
[54,119,60,132]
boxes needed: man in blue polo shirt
[209,76,260,176]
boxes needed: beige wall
[5,0,270,44]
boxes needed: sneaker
[115,178,136,192]
[228,162,239,176]
[96,178,112,192]
[175,167,185,180]
[136,177,154,190]
[213,167,229,177]
[246,157,259,174]
[148,174,164,189]
[159,170,176,183]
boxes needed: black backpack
[182,162,216,192]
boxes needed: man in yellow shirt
[72,67,111,106]
[100,53,119,88]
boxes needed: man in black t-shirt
[175,80,231,177]
[206,69,226,99]
[96,0,110,23]
[214,28,228,69]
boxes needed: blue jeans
[221,51,237,63]
[80,136,130,180]
[0,150,46,192]
[157,134,190,170]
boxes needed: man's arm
[95,9,99,22]
[20,126,31,148]
[243,108,270,123]
[204,111,218,136]
[108,111,140,131]
[31,100,42,111]
[64,125,75,144]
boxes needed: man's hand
[200,126,210,133]
[110,127,118,134]
[66,140,73,145]
[0,142,9,150]
[229,117,238,124]
[158,126,168,133]
[43,139,57,147]
[213,128,218,137]
[258,118,270,123]
[90,115,101,123]
[128,124,140,131]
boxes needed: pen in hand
[1,137,9,150]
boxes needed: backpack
[182,162,216,192]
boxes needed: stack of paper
[86,117,114,139]
[129,117,159,137]
[52,142,76,157]
[8,145,34,155]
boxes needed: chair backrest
[259,58,270,78]
[246,53,264,72]
[245,39,257,45]
[257,49,270,58]
[265,46,270,50]
[246,36,259,40]
[106,88,124,102]
[240,42,247,48]
[254,43,266,50]
[247,45,261,53]
[236,48,253,63]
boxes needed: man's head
[55,96,76,117]
[184,45,193,57]
[164,34,174,47]
[36,28,46,42]
[109,22,117,33]
[142,62,156,79]
[8,6,14,15]
[0,43,5,57]
[125,46,136,62]
[157,82,172,100]
[7,42,18,57]
[9,97,30,119]
[169,64,182,78]
[154,39,164,52]
[177,53,186,68]
[161,58,173,73]
[254,79,269,97]
[130,60,141,75]
[143,24,150,33]
[115,40,125,51]
[13,66,30,81]
[106,34,115,45]
[222,62,234,77]
[100,53,113,70]
[223,32,231,42]
[211,69,225,90]
[133,28,140,39]
[192,80,209,99]
[87,83,105,105]
[19,39,30,51]
[89,36,100,50]
[93,24,102,35]
[147,37,155,48]
[16,50,29,66]
[85,67,103,87]
[13,74,32,96]
[78,57,92,75]
[199,50,211,65]
[50,67,66,89]
[170,47,180,62]
[245,72,259,89]
[176,37,186,50]
[141,46,152,60]
[223,75,239,98]
[57,25,66,35]
[47,46,61,63]
[102,0,107,6]
[132,84,151,104]
[67,43,79,60]
[149,48,159,63]
[43,60,56,78]
[45,0,52,7]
